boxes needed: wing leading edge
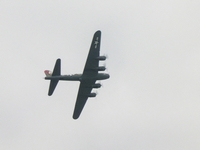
[73,31,101,119]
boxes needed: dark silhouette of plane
[44,31,110,119]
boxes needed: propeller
[94,90,99,100]
[96,81,103,88]
[95,90,98,95]
[102,54,109,72]
[103,54,108,59]
[103,62,106,69]
[103,62,110,73]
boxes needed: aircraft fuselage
[45,73,109,81]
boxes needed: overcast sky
[1,1,200,150]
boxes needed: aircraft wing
[73,31,101,119]
[73,80,96,119]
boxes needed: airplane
[44,30,110,119]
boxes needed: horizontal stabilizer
[48,59,61,96]
[52,59,61,76]
[48,79,59,96]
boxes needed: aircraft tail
[46,59,61,96]
[44,70,52,77]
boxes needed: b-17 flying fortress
[44,31,110,119]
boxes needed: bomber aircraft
[44,31,110,119]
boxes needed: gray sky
[1,1,200,150]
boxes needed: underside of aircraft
[44,31,110,119]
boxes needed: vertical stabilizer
[48,59,61,96]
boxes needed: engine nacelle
[92,83,101,88]
[88,93,97,97]
[95,66,106,71]
[96,56,106,61]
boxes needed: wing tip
[73,115,79,120]
[95,30,101,35]
[56,58,61,64]
[73,111,81,119]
